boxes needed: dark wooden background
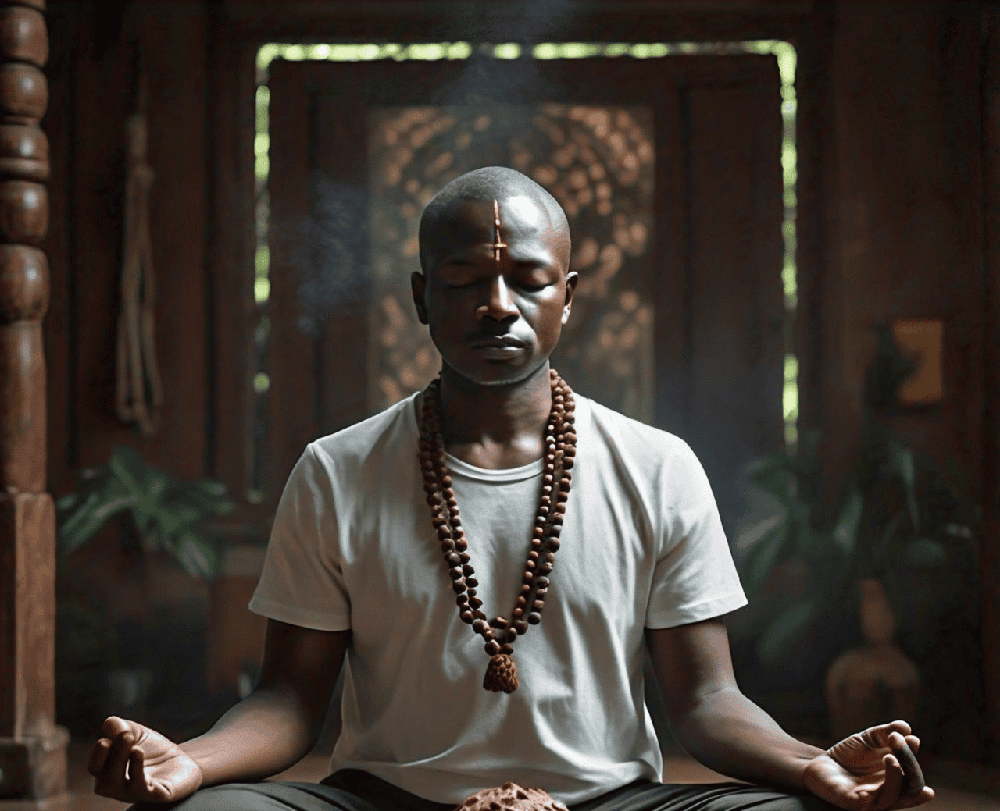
[39,0,999,764]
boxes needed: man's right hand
[89,716,204,804]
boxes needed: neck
[436,363,553,469]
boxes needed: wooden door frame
[207,0,835,515]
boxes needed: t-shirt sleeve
[645,440,747,628]
[248,444,351,631]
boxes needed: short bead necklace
[417,369,577,693]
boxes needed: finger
[87,738,111,777]
[904,735,921,755]
[127,748,147,796]
[872,753,905,811]
[99,730,135,792]
[892,739,925,796]
[887,785,936,810]
[888,719,913,737]
[101,715,131,738]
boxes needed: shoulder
[306,394,418,474]
[579,395,700,471]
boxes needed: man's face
[412,194,576,388]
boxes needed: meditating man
[89,166,934,811]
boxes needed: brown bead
[513,608,524,618]
[446,552,461,566]
[527,612,542,625]
[467,587,477,597]
[537,563,552,576]
[441,474,453,487]
[472,619,487,634]
[449,566,464,580]
[500,643,514,655]
[469,596,483,609]
[536,576,549,589]
[440,540,455,553]
[452,578,466,593]
[438,526,452,540]
[466,576,479,588]
[460,610,475,624]
[522,571,535,584]
[545,552,556,564]
[485,640,500,656]
[525,559,536,570]
[456,593,469,607]
[459,552,471,564]
[533,599,545,611]
[547,538,561,552]
[490,615,508,629]
[462,564,475,576]
[514,620,528,635]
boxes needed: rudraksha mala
[417,369,576,693]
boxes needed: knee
[129,784,269,811]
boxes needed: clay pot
[825,578,920,740]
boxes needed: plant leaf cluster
[732,326,978,665]
[57,446,236,579]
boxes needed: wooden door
[264,55,784,514]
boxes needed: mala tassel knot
[483,653,519,693]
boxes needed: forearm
[179,685,321,787]
[671,686,824,791]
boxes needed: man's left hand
[803,721,935,811]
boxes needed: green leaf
[58,478,136,553]
[886,439,919,531]
[742,521,792,596]
[902,537,948,567]
[744,458,796,502]
[174,531,220,579]
[831,486,863,558]
[757,597,819,665]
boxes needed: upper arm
[645,618,739,725]
[257,618,350,721]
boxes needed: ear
[411,271,429,325]
[561,271,578,324]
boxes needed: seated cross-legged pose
[88,166,934,811]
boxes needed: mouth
[467,335,530,360]
[469,336,528,350]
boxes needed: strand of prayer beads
[417,369,576,693]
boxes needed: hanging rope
[115,74,163,436]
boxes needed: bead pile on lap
[454,781,569,811]
[417,369,576,693]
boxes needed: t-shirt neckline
[404,390,589,484]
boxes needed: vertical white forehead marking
[490,198,508,261]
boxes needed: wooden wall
[46,0,210,492]
[41,0,998,760]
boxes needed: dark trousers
[132,769,836,811]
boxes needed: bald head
[419,166,571,273]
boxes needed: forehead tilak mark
[489,199,507,262]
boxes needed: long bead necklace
[417,369,576,693]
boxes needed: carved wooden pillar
[0,0,68,801]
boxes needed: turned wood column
[0,0,68,801]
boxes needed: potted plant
[730,326,979,739]
[55,446,236,735]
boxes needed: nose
[477,274,518,321]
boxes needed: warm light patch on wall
[892,319,944,406]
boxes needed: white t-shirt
[249,393,746,805]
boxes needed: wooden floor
[4,746,1000,810]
